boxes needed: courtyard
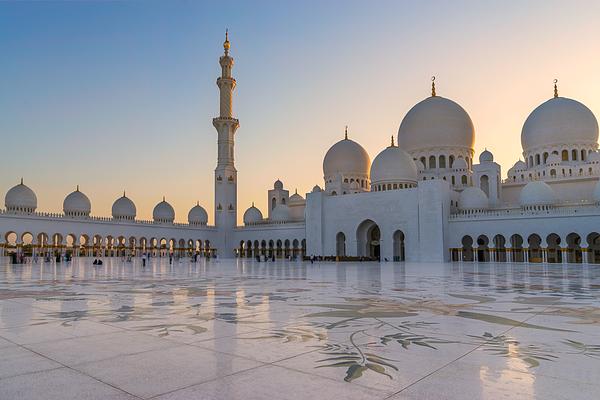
[1,257,599,399]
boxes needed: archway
[566,233,582,263]
[528,234,542,263]
[510,234,524,262]
[493,234,506,262]
[587,232,600,264]
[393,230,405,261]
[336,232,346,257]
[546,233,562,263]
[356,220,380,259]
[476,235,489,262]
[461,235,473,261]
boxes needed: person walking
[142,253,146,268]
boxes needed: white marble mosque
[2,33,600,265]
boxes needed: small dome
[593,180,600,203]
[458,187,489,210]
[519,181,557,207]
[479,149,494,163]
[243,204,263,225]
[188,203,208,226]
[153,198,175,223]
[312,185,322,193]
[5,179,37,213]
[271,204,290,222]
[546,153,562,165]
[521,97,599,153]
[274,179,284,190]
[370,145,418,186]
[289,190,304,205]
[508,160,527,176]
[398,96,475,153]
[323,137,370,178]
[112,193,136,220]
[453,158,468,170]
[63,186,91,217]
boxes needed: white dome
[398,96,475,152]
[153,198,175,223]
[271,204,290,222]
[289,191,304,204]
[458,187,489,210]
[112,193,136,220]
[323,138,370,178]
[274,179,283,190]
[243,204,263,225]
[546,153,562,165]
[188,203,208,225]
[508,160,527,176]
[593,180,600,203]
[519,181,557,207]
[63,187,91,217]
[312,185,322,193]
[453,158,468,170]
[479,149,493,163]
[370,145,418,186]
[521,97,599,153]
[5,180,37,213]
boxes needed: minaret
[213,30,239,255]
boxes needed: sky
[1,0,600,224]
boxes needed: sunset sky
[2,0,600,224]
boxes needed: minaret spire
[553,79,559,98]
[224,29,230,56]
[431,76,436,97]
[391,136,395,147]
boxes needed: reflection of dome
[323,138,370,178]
[479,149,493,163]
[271,204,290,222]
[112,193,136,220]
[274,179,283,190]
[458,187,489,210]
[519,181,557,208]
[243,204,263,225]
[370,145,418,186]
[5,179,37,213]
[63,186,91,217]
[453,158,468,170]
[188,202,208,226]
[593,180,600,203]
[398,96,475,152]
[153,198,175,223]
[521,97,599,152]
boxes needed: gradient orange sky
[1,1,600,224]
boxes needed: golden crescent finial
[223,29,230,55]
[344,125,348,140]
[431,76,436,97]
[553,79,558,98]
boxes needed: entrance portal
[356,219,381,260]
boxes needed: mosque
[2,34,600,265]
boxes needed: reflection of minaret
[213,30,239,256]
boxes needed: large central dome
[398,96,475,152]
[521,97,599,152]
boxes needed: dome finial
[431,76,436,97]
[344,125,348,140]
[553,79,558,98]
[252,201,255,207]
[123,190,126,197]
[223,29,230,55]
[197,200,199,206]
[163,196,165,202]
[76,185,79,192]
[391,136,395,147]
[20,177,23,185]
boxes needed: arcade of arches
[236,239,306,258]
[1,232,215,258]
[452,232,600,264]
[336,220,406,261]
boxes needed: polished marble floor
[1,257,599,399]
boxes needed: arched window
[439,155,446,168]
[449,155,455,168]
[271,197,276,210]
[451,175,456,185]
[331,191,337,196]
[572,149,578,161]
[480,175,489,197]
[535,154,540,165]
[581,150,586,161]
[420,156,426,168]
[281,197,286,205]
[461,175,467,185]
[562,150,569,161]
[543,152,548,163]
[550,169,556,177]
[429,155,436,169]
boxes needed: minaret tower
[213,30,239,254]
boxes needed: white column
[582,247,589,264]
[562,248,568,265]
